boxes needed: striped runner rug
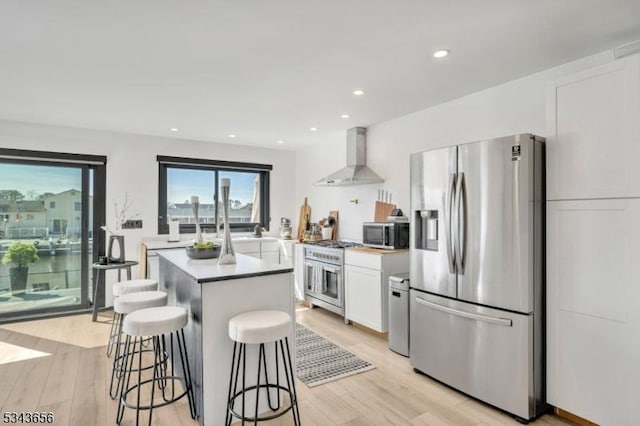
[295,323,375,387]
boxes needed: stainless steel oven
[303,245,344,316]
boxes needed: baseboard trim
[555,408,599,426]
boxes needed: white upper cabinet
[547,55,640,200]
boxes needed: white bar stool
[226,310,299,426]
[109,291,168,399]
[107,279,158,357]
[116,306,196,426]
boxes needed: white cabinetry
[278,241,294,268]
[546,54,640,426]
[147,251,160,281]
[547,199,640,425]
[547,55,640,200]
[293,243,305,300]
[258,241,279,264]
[233,241,261,259]
[344,249,409,333]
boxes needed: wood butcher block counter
[158,248,294,426]
[344,246,409,333]
[346,246,409,255]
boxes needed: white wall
[295,50,616,240]
[0,120,297,286]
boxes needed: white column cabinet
[546,55,640,200]
[546,54,640,426]
[344,249,409,333]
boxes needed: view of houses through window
[166,168,261,226]
[159,159,270,234]
[0,162,93,317]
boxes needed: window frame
[0,147,106,321]
[157,156,271,235]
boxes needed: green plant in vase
[2,242,38,296]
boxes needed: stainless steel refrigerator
[409,134,545,421]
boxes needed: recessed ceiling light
[228,134,236,138]
[170,127,179,132]
[309,127,318,132]
[353,89,365,96]
[433,49,450,58]
[277,140,285,144]
[341,114,350,119]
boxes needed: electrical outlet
[121,219,143,229]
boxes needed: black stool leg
[106,309,120,357]
[148,336,158,426]
[261,341,281,412]
[176,329,197,419]
[116,335,136,425]
[135,336,143,425]
[109,313,124,399]
[254,343,264,425]
[226,342,238,426]
[242,342,246,425]
[281,338,301,426]
[226,342,244,426]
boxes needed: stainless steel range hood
[314,127,384,186]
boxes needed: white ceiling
[1,1,640,150]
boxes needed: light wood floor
[0,307,576,426]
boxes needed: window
[0,147,106,320]
[157,156,271,234]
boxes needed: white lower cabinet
[345,265,384,331]
[278,241,294,267]
[344,249,409,333]
[233,241,261,259]
[260,250,280,264]
[547,199,640,425]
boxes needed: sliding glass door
[0,152,105,320]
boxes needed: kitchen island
[158,248,295,426]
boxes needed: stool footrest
[121,376,191,411]
[228,383,296,422]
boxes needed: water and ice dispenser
[415,210,439,251]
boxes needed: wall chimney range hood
[314,127,384,186]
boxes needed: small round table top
[92,260,138,270]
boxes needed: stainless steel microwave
[362,222,410,249]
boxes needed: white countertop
[158,248,293,283]
[142,234,282,250]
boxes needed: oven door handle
[322,265,340,274]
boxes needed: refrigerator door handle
[446,173,457,273]
[455,172,466,273]
[415,296,513,327]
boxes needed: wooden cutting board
[328,210,339,240]
[374,201,396,222]
[297,197,311,240]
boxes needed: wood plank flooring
[0,307,576,425]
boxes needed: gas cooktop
[303,240,362,249]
